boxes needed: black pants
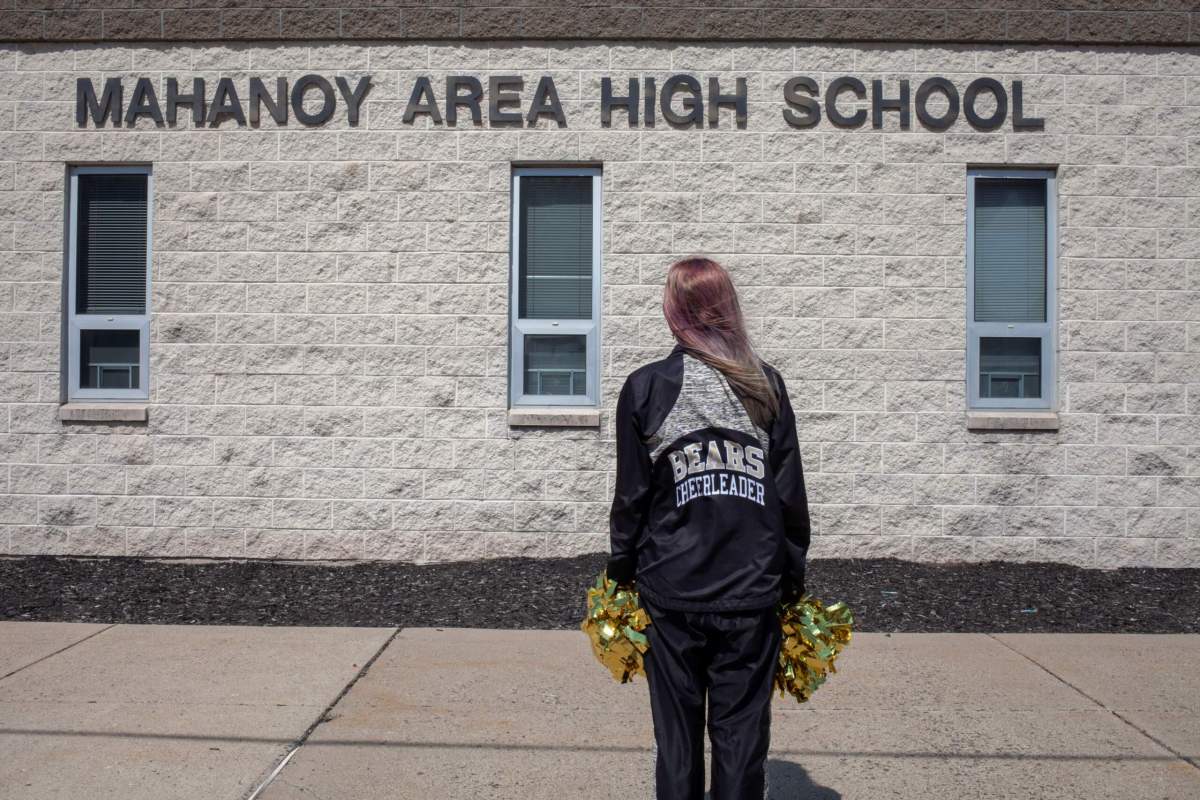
[643,597,782,800]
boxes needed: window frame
[508,166,602,408]
[965,168,1057,411]
[66,164,153,402]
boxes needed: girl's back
[608,257,813,800]
[609,344,804,612]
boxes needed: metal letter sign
[783,76,1042,131]
[76,75,373,128]
[74,74,1044,132]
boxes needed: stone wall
[3,3,1200,46]
[0,40,1198,566]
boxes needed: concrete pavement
[0,622,395,800]
[0,623,1197,800]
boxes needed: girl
[607,257,811,800]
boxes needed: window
[66,166,152,402]
[966,169,1056,410]
[509,167,601,407]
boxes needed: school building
[0,3,1198,567]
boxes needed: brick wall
[0,40,1198,567]
[3,3,1200,45]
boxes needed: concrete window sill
[59,403,149,423]
[966,410,1059,431]
[508,407,601,428]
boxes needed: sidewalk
[1,623,1197,800]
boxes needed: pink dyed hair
[662,257,779,428]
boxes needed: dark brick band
[1,3,1198,45]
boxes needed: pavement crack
[1103,708,1200,772]
[243,626,403,800]
[0,624,115,682]
[987,633,1200,773]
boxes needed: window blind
[76,173,148,315]
[519,176,593,320]
[973,179,1046,323]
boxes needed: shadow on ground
[768,759,842,798]
[699,759,841,799]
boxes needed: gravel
[2,554,1197,633]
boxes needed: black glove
[606,555,636,587]
[781,577,805,604]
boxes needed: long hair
[662,257,779,429]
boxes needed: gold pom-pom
[580,571,652,684]
[774,595,854,703]
[580,573,852,698]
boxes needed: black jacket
[606,344,811,611]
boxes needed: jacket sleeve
[768,370,811,600]
[607,376,653,585]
